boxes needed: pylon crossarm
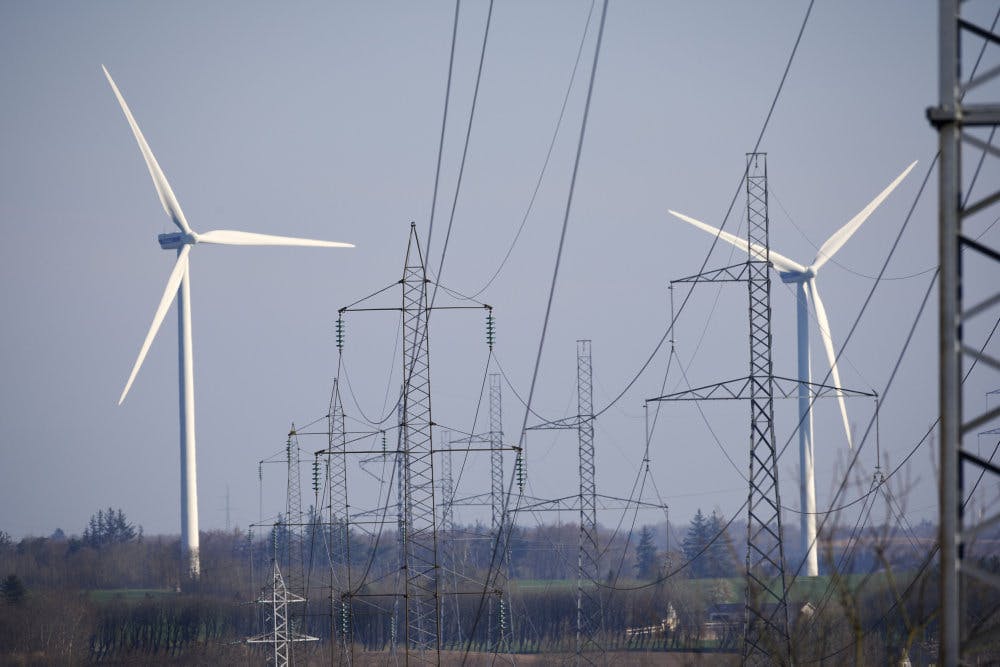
[963,290,1000,319]
[671,262,752,284]
[963,405,1000,435]
[650,375,874,402]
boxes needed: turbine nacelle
[778,268,815,284]
[158,231,198,249]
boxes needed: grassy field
[343,649,739,666]
[508,578,579,593]
[507,570,915,603]
[88,588,178,602]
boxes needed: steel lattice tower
[393,402,405,657]
[283,429,308,661]
[438,430,464,648]
[400,224,441,660]
[439,431,455,536]
[651,154,795,665]
[488,373,510,653]
[326,380,352,662]
[489,374,505,540]
[335,224,494,659]
[284,430,306,597]
[576,339,603,662]
[741,154,792,664]
[247,561,318,667]
[431,376,511,653]
[929,4,1000,663]
[525,343,670,661]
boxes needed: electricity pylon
[651,154,793,664]
[247,561,319,667]
[336,223,494,661]
[928,3,1000,663]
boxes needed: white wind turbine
[104,66,353,579]
[668,160,916,577]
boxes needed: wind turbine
[668,160,916,577]
[103,66,353,579]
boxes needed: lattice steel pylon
[575,339,604,663]
[247,561,319,667]
[335,223,494,659]
[284,429,305,593]
[438,430,463,647]
[651,154,791,665]
[439,431,455,536]
[283,427,307,653]
[326,380,352,663]
[740,155,792,664]
[431,375,511,653]
[489,374,505,546]
[488,373,510,654]
[400,223,441,661]
[393,401,405,658]
[928,4,1000,663]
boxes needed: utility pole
[927,3,1000,663]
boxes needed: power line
[463,5,613,651]
[430,0,495,302]
[592,0,817,419]
[468,0,597,300]
[514,0,610,455]
[424,0,461,261]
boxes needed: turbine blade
[812,160,918,272]
[119,246,191,405]
[808,280,853,449]
[197,229,354,248]
[667,210,805,274]
[102,65,192,234]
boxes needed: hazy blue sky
[2,2,997,549]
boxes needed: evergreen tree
[83,507,138,548]
[634,525,659,580]
[1,574,26,604]
[682,509,709,578]
[706,510,736,577]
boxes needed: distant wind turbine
[668,160,916,577]
[103,66,353,579]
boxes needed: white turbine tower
[668,160,916,577]
[103,66,353,579]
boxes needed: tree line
[2,506,997,663]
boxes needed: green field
[88,588,178,603]
[506,570,914,604]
